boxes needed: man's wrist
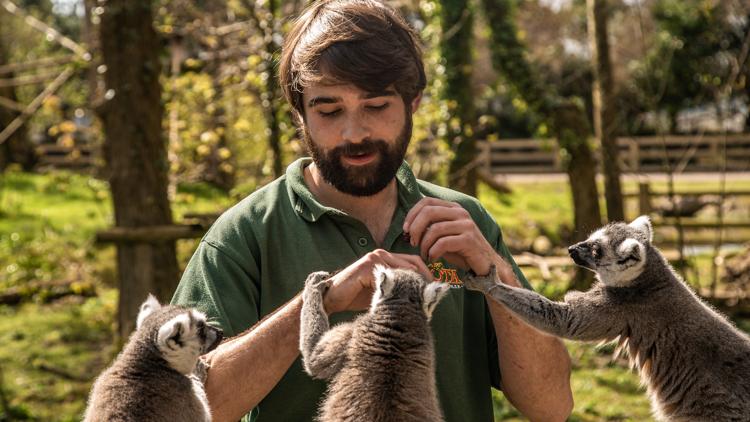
[320,272,338,315]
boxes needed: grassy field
[0,169,747,421]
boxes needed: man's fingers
[419,220,473,260]
[427,234,469,263]
[407,206,469,248]
[383,253,422,271]
[396,254,433,280]
[376,252,432,281]
[403,197,461,233]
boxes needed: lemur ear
[373,265,396,296]
[157,314,189,348]
[370,265,396,310]
[422,282,450,320]
[137,294,162,330]
[618,238,644,263]
[629,215,653,243]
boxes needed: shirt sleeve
[171,238,261,338]
[172,237,262,422]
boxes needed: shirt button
[357,237,368,246]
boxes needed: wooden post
[627,138,639,172]
[638,182,652,215]
[552,141,562,172]
[480,141,491,173]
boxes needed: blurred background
[0,0,748,420]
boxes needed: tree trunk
[440,0,477,196]
[553,102,601,290]
[99,1,179,338]
[587,0,624,222]
[83,0,102,105]
[553,102,602,241]
[263,0,284,178]
[0,18,35,171]
[481,0,602,289]
[205,74,235,190]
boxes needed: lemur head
[370,266,451,320]
[136,295,223,374]
[568,215,653,287]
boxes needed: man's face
[302,83,415,196]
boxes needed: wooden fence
[479,134,750,174]
[34,134,750,173]
[35,143,98,169]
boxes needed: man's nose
[341,115,371,143]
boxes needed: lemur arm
[467,268,620,342]
[300,272,352,379]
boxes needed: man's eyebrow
[308,96,341,107]
[362,89,397,99]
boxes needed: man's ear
[137,294,162,330]
[410,92,422,113]
[294,109,306,129]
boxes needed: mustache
[331,139,388,156]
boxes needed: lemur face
[568,216,653,287]
[136,295,224,374]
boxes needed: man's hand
[403,198,512,279]
[322,249,431,315]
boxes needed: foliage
[632,0,749,126]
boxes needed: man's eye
[318,109,341,117]
[366,103,389,111]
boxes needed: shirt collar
[285,157,424,222]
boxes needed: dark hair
[279,0,426,120]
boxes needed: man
[172,0,573,421]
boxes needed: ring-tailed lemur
[466,216,750,421]
[84,295,223,422]
[300,267,451,422]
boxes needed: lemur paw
[303,271,331,300]
[464,265,500,293]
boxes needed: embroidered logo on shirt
[428,262,463,288]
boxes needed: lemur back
[84,295,223,422]
[466,216,750,422]
[300,267,450,422]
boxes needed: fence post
[480,141,491,173]
[638,182,652,215]
[628,138,639,172]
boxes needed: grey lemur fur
[465,216,750,422]
[84,295,223,422]
[300,266,451,422]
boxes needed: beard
[303,114,412,197]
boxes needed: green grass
[0,169,747,421]
[0,293,117,421]
[493,342,655,422]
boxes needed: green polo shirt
[172,157,531,422]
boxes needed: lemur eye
[592,244,602,258]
